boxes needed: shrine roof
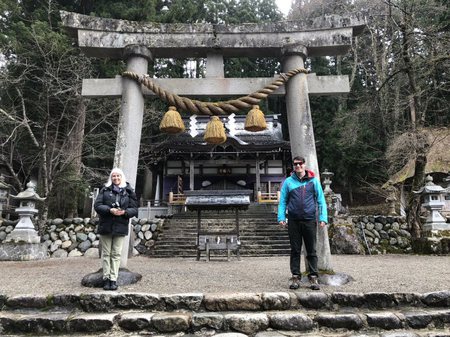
[148,114,290,154]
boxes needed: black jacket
[94,183,138,235]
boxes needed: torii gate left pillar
[115,45,152,267]
[81,46,151,286]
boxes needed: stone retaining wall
[331,215,412,254]
[1,215,413,257]
[0,218,163,258]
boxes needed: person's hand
[279,221,287,228]
[110,208,125,216]
[319,221,327,228]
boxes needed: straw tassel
[204,116,227,144]
[245,105,267,132]
[159,106,185,134]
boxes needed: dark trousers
[288,219,318,276]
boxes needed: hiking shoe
[110,280,118,291]
[289,275,300,290]
[103,279,111,291]
[308,275,320,290]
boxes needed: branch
[0,154,23,192]
[16,87,41,148]
[376,68,407,92]
[0,107,17,121]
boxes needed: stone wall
[330,215,412,255]
[1,215,413,257]
[0,218,163,258]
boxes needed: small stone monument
[0,181,48,261]
[385,181,398,216]
[323,169,364,256]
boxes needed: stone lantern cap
[10,181,46,202]
[322,169,334,179]
[413,175,445,195]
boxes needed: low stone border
[0,291,449,335]
[0,217,163,258]
[1,290,449,312]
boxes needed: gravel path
[1,254,449,296]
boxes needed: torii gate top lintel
[60,11,366,59]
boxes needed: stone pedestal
[0,242,47,261]
[81,268,142,288]
[412,232,450,255]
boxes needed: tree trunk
[399,7,427,238]
[406,152,426,238]
[66,96,87,217]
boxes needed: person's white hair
[105,168,127,188]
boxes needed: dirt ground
[0,254,449,296]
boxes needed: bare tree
[0,16,94,220]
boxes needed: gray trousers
[100,234,125,281]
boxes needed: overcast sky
[275,0,292,17]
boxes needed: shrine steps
[151,213,290,258]
[1,291,449,336]
[171,203,278,219]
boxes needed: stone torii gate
[61,11,365,272]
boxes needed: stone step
[169,217,277,222]
[157,233,284,238]
[172,215,277,221]
[152,251,291,257]
[153,214,289,258]
[152,241,280,246]
[4,291,448,312]
[159,233,284,239]
[2,310,450,335]
[151,251,291,258]
[0,291,449,335]
[155,248,292,254]
[159,228,285,235]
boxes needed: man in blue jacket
[278,156,328,290]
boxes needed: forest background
[0,0,448,238]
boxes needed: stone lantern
[322,169,334,195]
[414,175,448,232]
[321,169,339,217]
[0,181,48,260]
[0,174,11,219]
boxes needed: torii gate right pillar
[282,45,319,176]
[282,45,333,272]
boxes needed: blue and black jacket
[277,170,328,223]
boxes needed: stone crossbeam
[82,74,350,98]
[61,11,365,59]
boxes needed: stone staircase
[151,204,290,258]
[0,290,449,336]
